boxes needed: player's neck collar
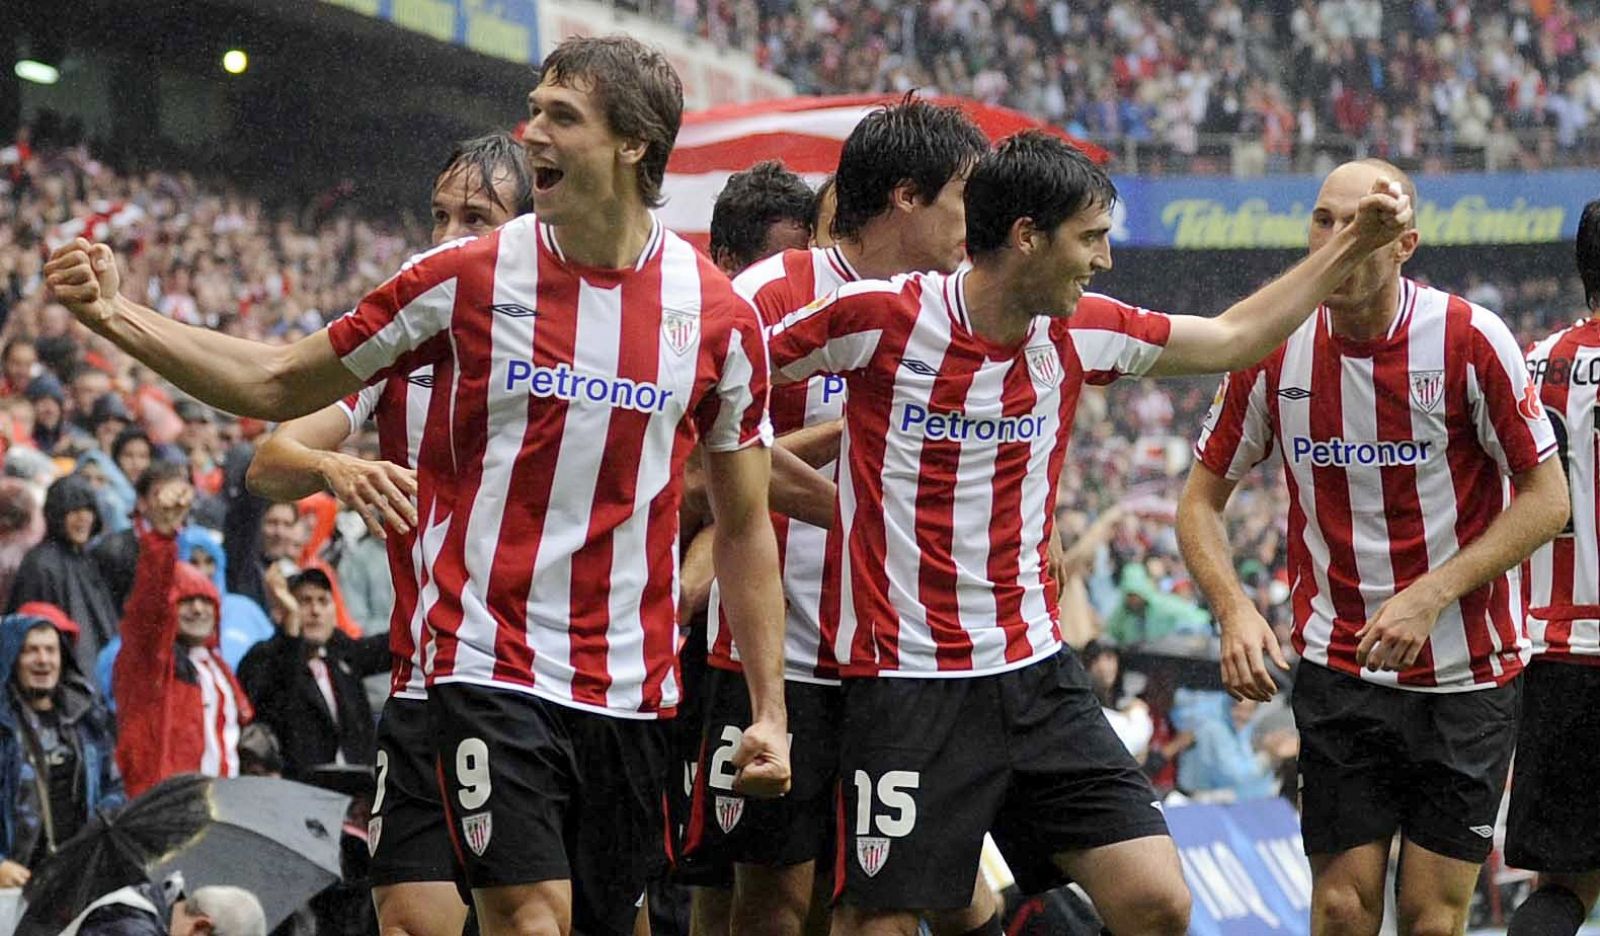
[538,214,663,272]
[1325,277,1415,348]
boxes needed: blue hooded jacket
[0,613,122,865]
[96,528,274,697]
[75,449,135,536]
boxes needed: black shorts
[1506,658,1600,872]
[681,667,840,880]
[835,650,1168,911]
[1291,661,1519,864]
[430,682,671,935]
[370,696,458,887]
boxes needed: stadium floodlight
[14,60,59,85]
[222,49,248,75]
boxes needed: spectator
[92,518,276,704]
[0,608,121,888]
[0,341,38,398]
[110,427,153,493]
[90,460,187,612]
[114,476,251,797]
[237,567,386,781]
[76,447,135,536]
[1084,641,1155,760]
[67,370,112,438]
[175,527,274,670]
[1102,560,1213,645]
[225,496,304,615]
[24,374,80,455]
[6,474,119,678]
[171,886,268,936]
[87,394,131,458]
[331,508,393,637]
[0,480,43,611]
[1176,695,1284,801]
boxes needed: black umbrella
[17,774,349,933]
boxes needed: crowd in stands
[641,0,1600,172]
[0,139,403,917]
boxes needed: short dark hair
[830,96,989,241]
[436,132,535,218]
[136,459,188,500]
[110,426,151,466]
[537,35,683,207]
[1579,199,1600,312]
[1,339,33,362]
[708,161,815,273]
[965,131,1117,260]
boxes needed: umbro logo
[491,303,539,318]
[407,374,434,388]
[1470,824,1494,839]
[900,359,938,377]
[1278,387,1312,400]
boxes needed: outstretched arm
[246,403,418,538]
[46,239,363,418]
[1149,180,1413,377]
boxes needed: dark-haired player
[764,132,1410,934]
[1181,160,1568,935]
[246,131,532,936]
[683,99,994,936]
[46,35,791,936]
[708,161,815,276]
[1506,198,1600,936]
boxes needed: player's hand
[1218,606,1289,702]
[0,859,30,888]
[1350,178,1414,252]
[317,452,417,539]
[146,479,195,537]
[730,717,792,799]
[44,238,121,328]
[1355,580,1445,672]
[1047,525,1069,595]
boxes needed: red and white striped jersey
[766,270,1171,677]
[1523,318,1600,664]
[189,645,242,778]
[338,365,438,700]
[1195,279,1556,691]
[327,214,773,718]
[707,246,859,683]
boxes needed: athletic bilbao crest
[856,835,891,877]
[662,308,699,355]
[1025,345,1062,388]
[367,817,382,857]
[462,812,492,856]
[1409,370,1444,413]
[715,795,745,833]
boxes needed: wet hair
[536,35,683,207]
[708,161,816,273]
[830,96,989,241]
[965,131,1117,260]
[1578,199,1600,312]
[435,132,535,218]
